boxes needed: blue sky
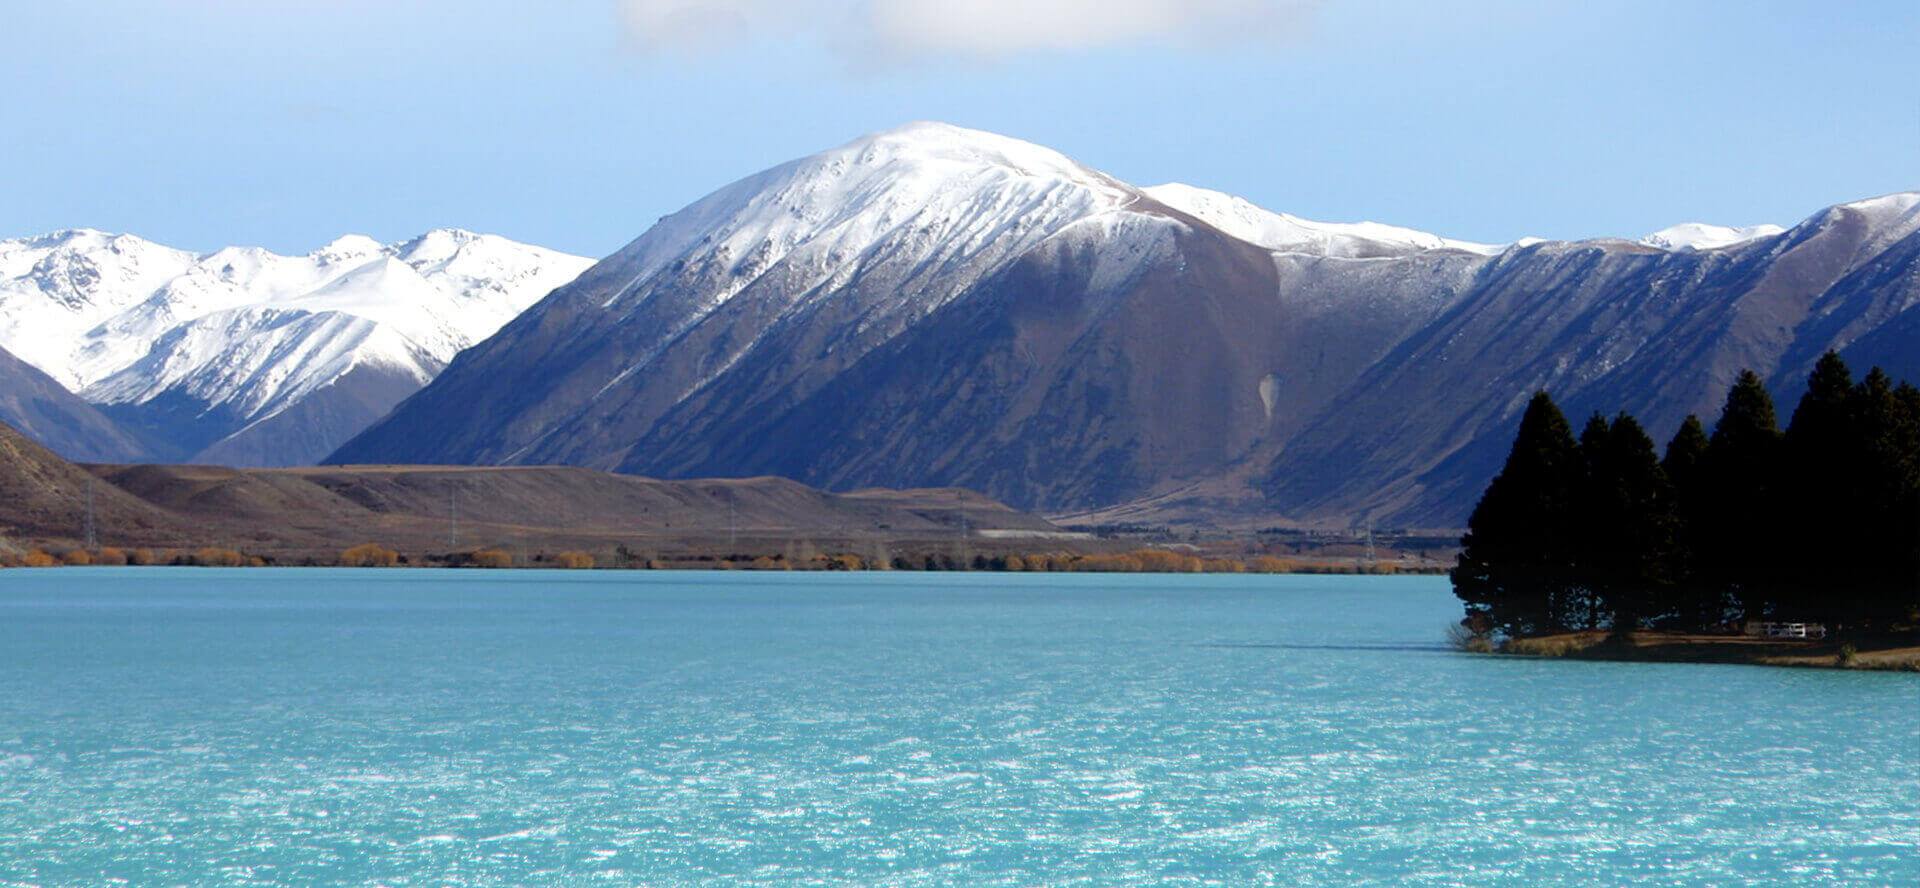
[2,1,1915,257]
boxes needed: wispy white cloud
[868,0,1308,56]
[618,0,799,53]
[617,0,1316,59]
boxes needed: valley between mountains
[5,123,1917,530]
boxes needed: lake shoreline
[1489,630,1920,672]
[0,550,1451,575]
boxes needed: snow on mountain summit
[1640,221,1786,252]
[597,122,1141,313]
[311,234,383,264]
[1144,183,1500,258]
[597,121,1510,330]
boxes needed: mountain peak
[28,227,113,245]
[3,228,171,257]
[787,121,1129,206]
[595,122,1138,310]
[311,234,383,263]
[1832,192,1920,231]
[390,228,485,264]
[846,121,1100,175]
[1640,222,1785,252]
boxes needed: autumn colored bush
[190,547,247,567]
[61,549,93,566]
[95,547,129,566]
[1071,553,1144,572]
[825,554,864,571]
[553,551,595,569]
[1133,549,1203,573]
[468,548,513,569]
[1035,554,1074,572]
[340,544,401,568]
[1248,556,1298,574]
[22,551,58,568]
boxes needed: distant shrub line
[0,547,264,568]
[1454,352,1920,639]
[1,545,1437,575]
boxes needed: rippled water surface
[1,568,1915,885]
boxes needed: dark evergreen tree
[1456,364,1919,640]
[1570,413,1615,629]
[1662,415,1711,484]
[1702,371,1782,621]
[1893,382,1920,625]
[1578,414,1679,632]
[1781,352,1858,620]
[1452,392,1583,636]
[1662,415,1717,629]
[1851,369,1920,627]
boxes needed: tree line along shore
[1452,352,1920,670]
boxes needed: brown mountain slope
[0,423,190,548]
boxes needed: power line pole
[84,478,97,550]
[954,492,970,567]
[449,483,459,550]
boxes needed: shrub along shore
[1451,352,1920,670]
[1,544,1444,575]
[1494,630,1920,672]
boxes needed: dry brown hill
[2,420,1064,561]
[0,423,193,549]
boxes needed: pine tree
[1851,368,1920,627]
[1781,352,1858,619]
[1570,413,1615,629]
[1662,415,1711,484]
[1456,364,1918,640]
[1661,415,1718,629]
[1452,392,1583,636]
[1892,382,1920,625]
[1579,414,1679,633]
[1703,370,1782,621]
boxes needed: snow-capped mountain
[0,229,590,465]
[333,123,1920,530]
[1640,221,1787,251]
[1145,183,1502,257]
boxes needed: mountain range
[326,123,1919,528]
[0,228,590,466]
[7,123,1915,529]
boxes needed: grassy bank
[1482,630,1920,672]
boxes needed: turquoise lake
[0,568,1914,885]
